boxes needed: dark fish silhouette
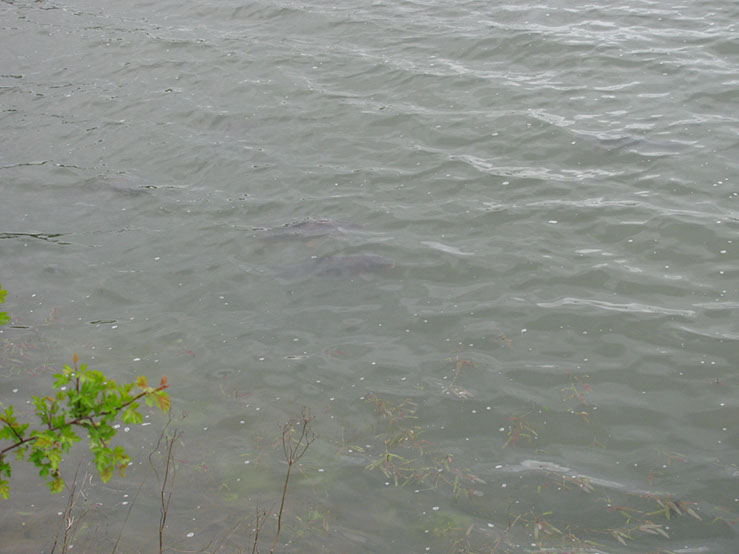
[81,174,156,196]
[259,219,362,241]
[572,131,692,155]
[280,254,395,279]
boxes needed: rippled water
[1,0,738,552]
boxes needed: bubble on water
[187,532,194,538]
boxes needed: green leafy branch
[0,349,170,499]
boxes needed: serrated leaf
[121,406,142,424]
[135,376,148,390]
[49,477,65,494]
[99,465,113,483]
[153,391,170,413]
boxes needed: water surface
[1,0,737,552]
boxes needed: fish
[81,173,157,196]
[572,130,693,156]
[258,219,362,241]
[279,254,395,280]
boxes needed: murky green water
[1,0,737,552]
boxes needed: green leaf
[48,476,65,494]
[152,391,171,413]
[99,465,113,483]
[121,406,142,425]
[0,313,8,326]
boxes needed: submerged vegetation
[0,283,736,552]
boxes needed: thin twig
[148,415,180,554]
[112,474,147,553]
[269,408,315,554]
[490,514,522,553]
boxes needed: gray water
[1,0,738,552]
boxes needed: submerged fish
[259,219,362,241]
[280,254,395,279]
[572,131,692,155]
[81,173,157,196]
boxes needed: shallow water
[1,0,738,552]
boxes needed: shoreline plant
[0,283,170,498]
